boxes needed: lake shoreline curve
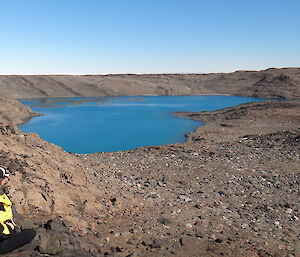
[0,68,299,256]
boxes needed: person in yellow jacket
[0,166,36,254]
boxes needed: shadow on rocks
[4,216,104,257]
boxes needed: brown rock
[38,235,61,255]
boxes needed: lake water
[19,95,265,153]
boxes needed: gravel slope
[0,68,299,256]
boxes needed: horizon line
[0,67,298,76]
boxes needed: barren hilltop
[0,68,299,257]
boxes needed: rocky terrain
[0,68,299,256]
[0,68,300,100]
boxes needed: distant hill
[0,68,300,99]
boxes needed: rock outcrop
[235,72,300,99]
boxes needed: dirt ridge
[1,67,300,100]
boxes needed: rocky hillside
[0,96,39,124]
[1,68,300,99]
[0,97,298,256]
[0,69,299,256]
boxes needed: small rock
[186,223,193,228]
[179,238,183,246]
[195,233,202,238]
[215,238,223,243]
[126,252,138,257]
[178,195,192,202]
[45,220,69,233]
[157,181,164,186]
[158,217,172,225]
[241,223,248,229]
[111,197,117,205]
[211,234,217,240]
[38,235,61,255]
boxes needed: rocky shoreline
[0,68,299,256]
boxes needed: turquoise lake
[19,96,265,153]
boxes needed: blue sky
[0,0,299,74]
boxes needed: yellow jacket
[0,193,15,239]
